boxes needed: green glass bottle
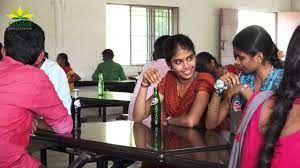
[151,126,161,151]
[151,87,161,127]
[98,73,104,96]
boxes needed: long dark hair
[257,26,300,167]
[196,52,218,78]
[163,34,195,64]
[232,25,283,69]
[57,53,70,67]
[152,35,170,60]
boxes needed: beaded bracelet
[240,84,249,93]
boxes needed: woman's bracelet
[207,104,219,113]
[213,91,222,97]
[141,81,150,88]
[240,84,249,93]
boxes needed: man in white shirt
[35,52,72,115]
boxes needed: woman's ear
[255,52,264,64]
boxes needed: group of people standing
[130,25,300,167]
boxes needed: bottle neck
[73,89,79,98]
[153,87,158,96]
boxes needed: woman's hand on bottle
[226,84,243,103]
[220,72,240,87]
[142,68,161,87]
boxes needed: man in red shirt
[0,20,73,167]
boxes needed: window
[106,4,178,65]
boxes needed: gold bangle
[207,105,219,113]
[213,92,222,97]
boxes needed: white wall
[292,0,300,10]
[0,0,56,57]
[0,0,291,80]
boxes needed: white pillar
[54,0,64,53]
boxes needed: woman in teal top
[205,25,284,130]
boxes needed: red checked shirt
[0,56,73,168]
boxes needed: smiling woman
[132,34,216,128]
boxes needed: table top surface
[77,86,132,102]
[34,121,230,153]
[165,149,229,168]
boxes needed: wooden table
[31,121,231,167]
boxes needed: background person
[34,51,72,115]
[92,49,127,81]
[57,53,81,92]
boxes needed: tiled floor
[31,107,142,168]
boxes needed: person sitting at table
[205,25,284,130]
[92,49,127,81]
[0,20,73,168]
[196,52,220,78]
[34,51,72,115]
[229,26,300,168]
[57,53,81,92]
[128,35,170,124]
[133,34,215,128]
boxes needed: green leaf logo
[6,6,34,20]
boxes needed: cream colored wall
[0,0,56,58]
[0,0,291,80]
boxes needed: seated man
[92,49,127,81]
[35,52,72,115]
[0,20,73,167]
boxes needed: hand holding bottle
[142,68,162,87]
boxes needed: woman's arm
[205,92,231,129]
[72,73,81,81]
[132,68,163,122]
[168,91,210,128]
[132,86,153,122]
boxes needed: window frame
[106,3,179,65]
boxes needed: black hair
[0,42,2,60]
[102,49,114,60]
[4,20,45,65]
[163,34,195,64]
[196,52,218,78]
[232,25,283,69]
[258,26,300,168]
[44,52,49,59]
[57,53,70,67]
[152,35,170,60]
